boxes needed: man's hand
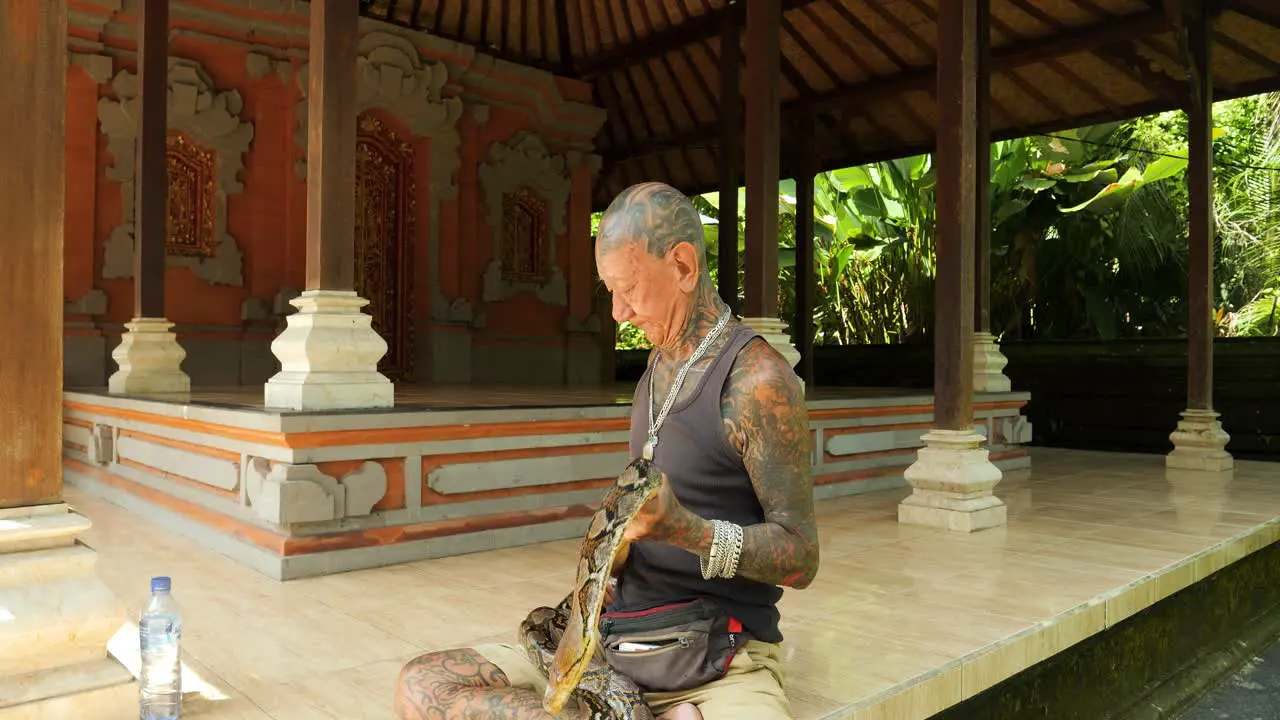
[622,469,710,549]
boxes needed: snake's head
[618,456,663,492]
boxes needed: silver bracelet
[720,522,744,579]
[700,520,725,580]
[700,520,744,580]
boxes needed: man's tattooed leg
[394,648,582,720]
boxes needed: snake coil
[519,458,662,719]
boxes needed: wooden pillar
[1167,0,1232,470]
[794,110,817,389]
[135,0,168,318]
[739,0,800,371]
[109,0,189,395]
[973,0,991,338]
[742,0,780,320]
[898,0,1005,533]
[717,12,740,314]
[264,0,392,411]
[0,0,68,509]
[306,0,359,291]
[0,2,137,712]
[932,0,979,431]
[1185,9,1214,415]
[970,0,1010,393]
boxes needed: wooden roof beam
[1232,0,1280,28]
[359,0,561,73]
[574,0,820,78]
[603,7,1172,162]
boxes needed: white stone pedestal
[741,316,801,384]
[898,430,1007,532]
[264,289,393,411]
[107,318,190,395]
[1167,408,1233,471]
[972,332,1012,393]
[0,503,135,718]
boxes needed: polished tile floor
[76,448,1279,719]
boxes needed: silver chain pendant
[644,312,731,461]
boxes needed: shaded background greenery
[608,93,1280,350]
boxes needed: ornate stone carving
[342,462,389,517]
[502,187,551,282]
[97,58,254,286]
[244,458,389,525]
[478,131,571,306]
[165,133,219,258]
[245,458,342,526]
[293,31,466,323]
[244,51,291,84]
[355,113,417,380]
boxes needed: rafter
[555,0,574,72]
[575,0,820,78]
[603,7,1173,162]
[360,1,560,72]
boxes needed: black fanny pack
[597,598,748,693]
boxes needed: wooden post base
[108,318,190,395]
[0,504,135,719]
[264,290,393,411]
[1167,409,1233,472]
[972,332,1012,393]
[899,430,1007,532]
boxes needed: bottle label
[140,615,181,650]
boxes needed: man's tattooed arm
[638,337,820,589]
[718,339,820,588]
[395,649,566,720]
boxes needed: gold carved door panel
[354,114,415,380]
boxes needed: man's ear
[668,242,701,292]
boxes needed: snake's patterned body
[519,458,662,719]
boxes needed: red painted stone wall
[62,0,607,388]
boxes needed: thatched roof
[359,0,1280,207]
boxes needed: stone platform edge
[61,393,1032,580]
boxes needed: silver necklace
[643,312,732,461]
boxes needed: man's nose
[612,295,634,323]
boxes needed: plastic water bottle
[139,576,182,719]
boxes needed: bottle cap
[150,576,171,593]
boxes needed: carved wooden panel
[355,113,415,379]
[501,187,549,282]
[165,133,218,258]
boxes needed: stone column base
[741,316,801,385]
[1167,408,1233,471]
[107,318,190,395]
[973,332,1012,393]
[898,430,1007,532]
[0,504,135,719]
[264,289,393,411]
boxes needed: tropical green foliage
[609,93,1280,349]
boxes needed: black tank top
[610,324,784,643]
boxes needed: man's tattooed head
[596,181,707,270]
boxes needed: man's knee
[394,648,508,718]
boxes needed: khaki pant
[474,639,792,719]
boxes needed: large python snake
[519,457,662,719]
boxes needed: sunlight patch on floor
[107,620,232,703]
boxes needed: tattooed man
[395,182,819,720]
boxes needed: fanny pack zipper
[599,600,713,634]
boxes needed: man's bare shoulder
[719,336,808,457]
[724,337,806,407]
